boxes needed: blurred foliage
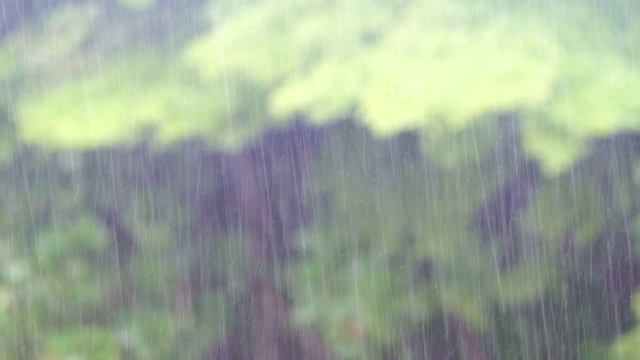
[185,0,640,176]
[2,0,640,359]
[0,149,247,359]
[0,0,638,174]
[611,293,640,360]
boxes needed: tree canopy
[2,0,640,359]
[3,0,640,173]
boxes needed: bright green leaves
[186,0,394,86]
[523,52,640,176]
[5,0,233,152]
[549,54,640,138]
[15,53,265,151]
[17,55,165,149]
[0,2,101,160]
[185,0,397,126]
[183,0,640,176]
[358,4,559,136]
[517,4,640,176]
[520,118,590,176]
[6,0,640,179]
[188,0,563,136]
[271,52,372,124]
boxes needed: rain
[1,0,640,359]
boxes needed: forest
[2,0,640,359]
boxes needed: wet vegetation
[3,0,640,359]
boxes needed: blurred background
[2,0,640,358]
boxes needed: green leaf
[496,256,559,306]
[520,118,589,177]
[42,328,119,360]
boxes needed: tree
[2,0,640,358]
